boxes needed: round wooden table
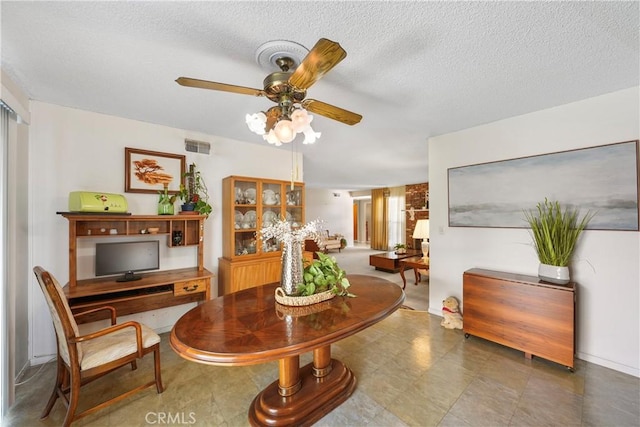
[170,274,404,426]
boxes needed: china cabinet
[219,176,306,294]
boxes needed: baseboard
[14,360,30,383]
[577,351,639,378]
[29,353,56,367]
[428,307,442,317]
[155,324,174,334]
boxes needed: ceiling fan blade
[288,38,347,90]
[302,99,362,126]
[176,77,264,97]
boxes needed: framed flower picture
[125,147,186,194]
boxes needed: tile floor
[331,245,430,312]
[6,308,639,427]
[6,247,639,426]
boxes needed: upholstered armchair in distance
[33,266,164,426]
[304,230,344,258]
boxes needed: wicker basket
[275,300,334,319]
[274,287,336,307]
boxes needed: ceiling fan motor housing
[263,71,306,103]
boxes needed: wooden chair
[33,266,164,426]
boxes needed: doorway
[352,198,371,246]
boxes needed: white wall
[306,188,354,245]
[429,87,640,376]
[29,102,302,362]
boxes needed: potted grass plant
[523,198,594,284]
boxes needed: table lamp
[412,219,430,262]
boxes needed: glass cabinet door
[260,181,283,253]
[223,176,305,260]
[233,179,258,256]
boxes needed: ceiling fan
[176,38,362,145]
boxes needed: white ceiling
[2,1,638,190]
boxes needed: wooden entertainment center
[59,213,213,323]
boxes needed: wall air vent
[185,139,211,155]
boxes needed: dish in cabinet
[234,210,244,229]
[235,187,244,204]
[244,188,257,204]
[262,210,278,226]
[243,210,257,228]
[262,189,278,205]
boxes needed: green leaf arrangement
[523,198,594,267]
[296,252,355,298]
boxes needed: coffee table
[369,249,422,272]
[170,274,404,427]
[399,256,430,289]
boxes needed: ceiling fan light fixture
[302,127,321,145]
[263,129,282,146]
[274,119,296,143]
[246,112,267,135]
[290,108,312,133]
[250,105,321,146]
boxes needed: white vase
[538,263,570,285]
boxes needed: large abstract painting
[448,140,639,230]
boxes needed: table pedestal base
[248,359,356,427]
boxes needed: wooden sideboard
[218,251,313,295]
[463,268,576,370]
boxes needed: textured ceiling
[2,1,638,189]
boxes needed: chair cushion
[80,324,160,371]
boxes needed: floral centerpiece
[260,219,353,303]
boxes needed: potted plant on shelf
[524,198,594,284]
[178,163,212,217]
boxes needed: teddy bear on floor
[441,296,463,330]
